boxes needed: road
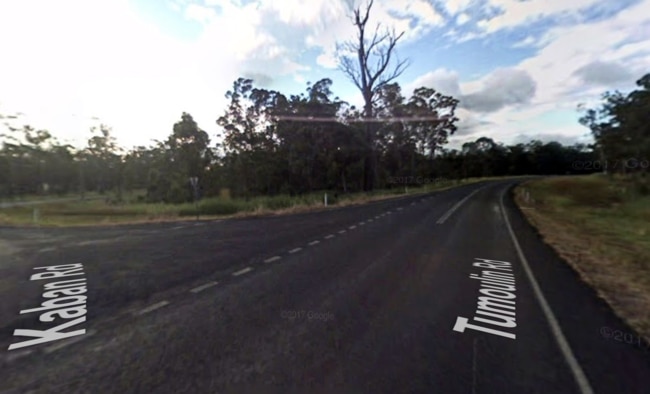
[0,179,648,393]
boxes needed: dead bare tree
[336,0,410,190]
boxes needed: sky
[0,0,649,151]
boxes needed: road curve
[0,179,648,393]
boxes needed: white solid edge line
[232,267,253,276]
[324,234,335,239]
[436,186,487,224]
[308,240,320,246]
[264,256,282,263]
[190,281,219,293]
[135,301,170,316]
[289,247,302,254]
[499,185,594,394]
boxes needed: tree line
[1,0,646,204]
[0,74,605,204]
[2,71,648,204]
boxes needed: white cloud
[184,4,218,24]
[517,0,650,105]
[295,0,446,69]
[443,0,473,15]
[405,68,462,97]
[2,0,648,153]
[0,0,313,148]
[476,0,604,34]
[456,13,470,25]
[512,36,537,48]
[409,0,650,146]
[0,0,200,147]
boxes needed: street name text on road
[453,258,517,339]
[8,264,88,350]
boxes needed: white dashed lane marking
[338,230,347,234]
[289,247,302,254]
[44,330,96,354]
[359,221,365,226]
[324,234,335,239]
[367,219,373,222]
[232,267,253,276]
[349,225,357,229]
[135,301,170,316]
[264,256,282,263]
[5,349,34,363]
[308,240,320,246]
[190,281,219,293]
[171,226,185,230]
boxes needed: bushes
[254,195,294,210]
[179,199,243,216]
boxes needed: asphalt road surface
[0,179,648,393]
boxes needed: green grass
[515,173,650,340]
[0,176,522,226]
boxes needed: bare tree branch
[334,0,410,191]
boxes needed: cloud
[511,132,589,146]
[453,108,494,136]
[407,0,649,148]
[460,68,537,112]
[512,35,538,48]
[476,0,605,34]
[443,0,473,15]
[296,0,446,69]
[573,61,633,86]
[242,73,274,87]
[456,13,470,25]
[405,68,462,97]
[516,0,650,105]
[0,0,201,147]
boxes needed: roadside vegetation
[514,76,650,342]
[0,177,517,226]
[514,174,650,342]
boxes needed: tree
[146,113,212,203]
[337,0,409,190]
[83,124,121,195]
[579,73,650,177]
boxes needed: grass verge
[0,176,523,227]
[513,173,650,342]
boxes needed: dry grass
[514,174,650,341]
